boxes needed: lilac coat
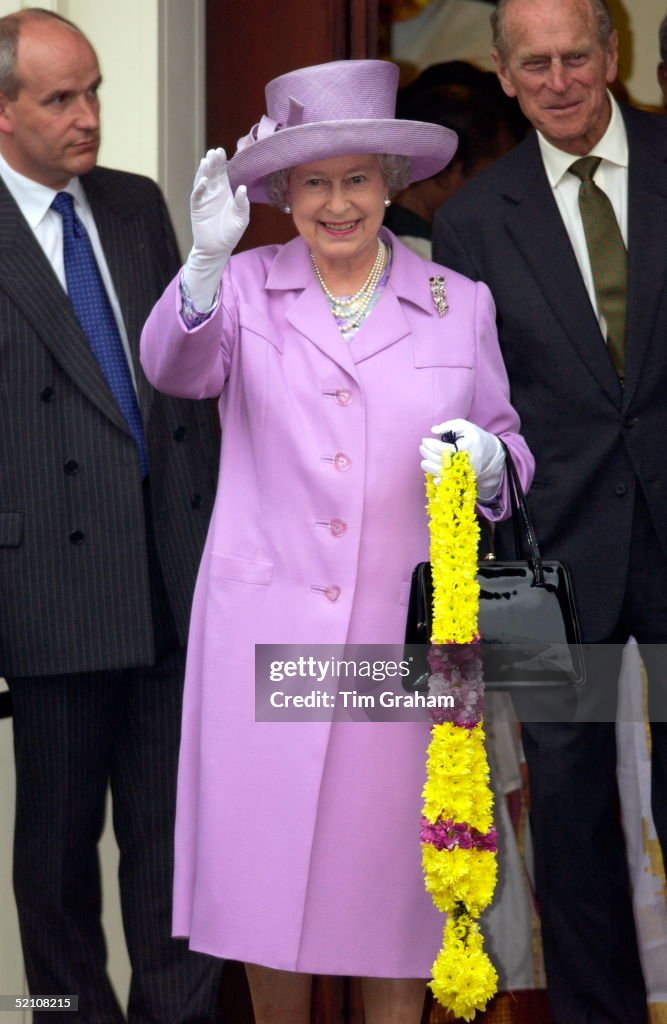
[140,230,534,976]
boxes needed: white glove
[419,418,505,501]
[183,147,250,311]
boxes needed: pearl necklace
[311,240,387,332]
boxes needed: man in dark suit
[0,8,222,1021]
[433,1,667,1022]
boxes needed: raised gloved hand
[419,418,505,501]
[183,147,250,311]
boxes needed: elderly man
[0,8,221,1022]
[433,1,667,1022]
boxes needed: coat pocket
[0,511,23,547]
[208,553,274,585]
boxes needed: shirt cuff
[179,269,220,329]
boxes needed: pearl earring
[384,197,391,208]
[283,204,292,214]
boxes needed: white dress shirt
[0,151,138,387]
[537,93,628,340]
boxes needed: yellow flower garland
[421,448,498,1021]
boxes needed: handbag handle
[499,441,546,587]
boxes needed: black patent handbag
[405,444,585,689]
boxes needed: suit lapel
[278,230,430,371]
[623,110,667,405]
[350,230,430,365]
[500,137,622,405]
[82,171,155,421]
[284,277,360,379]
[0,177,130,434]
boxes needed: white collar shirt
[0,152,136,386]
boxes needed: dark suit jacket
[433,104,667,641]
[0,167,218,676]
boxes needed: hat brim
[227,119,458,203]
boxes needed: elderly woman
[141,60,533,1024]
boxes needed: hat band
[237,96,305,153]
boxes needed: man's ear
[0,92,15,135]
[605,29,619,86]
[658,62,667,107]
[491,48,517,98]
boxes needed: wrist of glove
[419,418,505,501]
[184,147,250,311]
[183,247,227,313]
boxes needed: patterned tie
[51,191,148,476]
[568,156,627,379]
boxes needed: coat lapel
[271,231,431,373]
[268,236,359,379]
[500,137,622,406]
[82,171,156,422]
[284,278,360,379]
[622,108,667,405]
[0,177,130,435]
[350,230,431,365]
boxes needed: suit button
[64,459,79,475]
[173,425,187,441]
[190,493,202,509]
[69,529,85,545]
[329,518,347,537]
[40,386,54,402]
[323,585,341,602]
[334,452,351,471]
[335,389,352,406]
[614,484,627,496]
[623,416,638,429]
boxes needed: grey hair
[491,0,615,65]
[0,8,86,99]
[264,154,411,209]
[660,13,667,64]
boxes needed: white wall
[620,0,666,108]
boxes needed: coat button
[614,483,627,496]
[334,452,351,471]
[323,585,341,602]
[64,459,79,475]
[190,493,202,509]
[623,416,638,429]
[173,425,187,441]
[335,388,352,406]
[40,386,54,402]
[329,518,347,537]
[69,529,85,545]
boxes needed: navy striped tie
[51,191,148,476]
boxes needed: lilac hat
[227,59,458,204]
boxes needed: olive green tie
[568,156,627,379]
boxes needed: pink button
[329,518,347,537]
[335,388,352,406]
[334,452,351,471]
[323,585,341,602]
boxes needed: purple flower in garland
[427,643,485,726]
[420,817,498,853]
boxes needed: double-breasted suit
[1,168,222,1021]
[141,229,534,975]
[0,169,219,675]
[433,104,667,1023]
